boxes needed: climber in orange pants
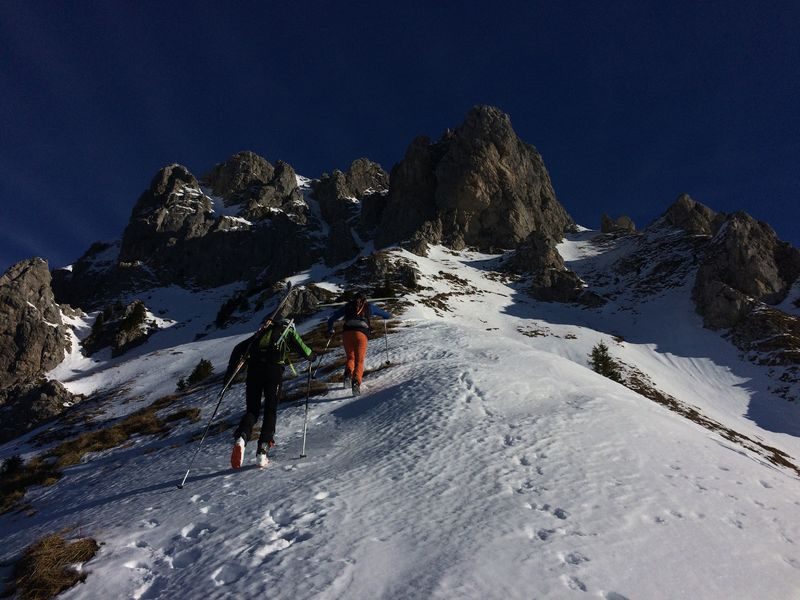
[342,329,369,390]
[327,292,392,396]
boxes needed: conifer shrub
[118,301,147,335]
[177,359,214,391]
[589,340,622,382]
[187,359,214,386]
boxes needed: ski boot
[230,436,246,469]
[257,440,275,469]
[351,380,361,396]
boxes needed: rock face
[0,379,79,443]
[83,300,156,358]
[506,232,602,306]
[601,214,636,234]
[203,151,306,222]
[119,164,215,263]
[377,106,573,254]
[662,193,723,236]
[312,159,390,266]
[57,157,322,299]
[0,259,70,389]
[694,211,800,329]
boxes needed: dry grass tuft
[4,533,99,600]
[1,394,200,515]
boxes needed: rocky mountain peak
[376,105,573,254]
[661,193,722,235]
[118,164,214,263]
[694,210,800,328]
[202,151,305,222]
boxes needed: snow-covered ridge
[3,241,800,599]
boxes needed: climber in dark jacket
[327,292,391,396]
[226,318,314,469]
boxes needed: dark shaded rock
[601,214,636,234]
[341,250,421,295]
[119,164,215,263]
[83,300,156,358]
[0,379,79,443]
[360,190,390,233]
[0,259,70,389]
[505,232,602,306]
[662,194,723,236]
[694,212,800,328]
[312,159,390,265]
[203,150,275,203]
[57,161,322,297]
[280,285,337,319]
[505,231,564,274]
[377,106,573,253]
[203,152,306,223]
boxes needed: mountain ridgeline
[1,105,799,440]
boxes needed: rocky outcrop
[0,259,70,389]
[83,300,156,357]
[505,232,603,306]
[662,194,723,236]
[119,164,215,263]
[376,105,573,254]
[342,250,421,296]
[314,158,389,208]
[56,160,322,295]
[312,159,390,265]
[202,151,306,222]
[693,212,800,329]
[0,379,79,443]
[601,214,636,234]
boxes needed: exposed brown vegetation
[0,393,200,515]
[620,362,800,477]
[4,533,99,600]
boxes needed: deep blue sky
[2,1,798,273]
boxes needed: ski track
[3,245,800,599]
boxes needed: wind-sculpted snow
[1,242,799,599]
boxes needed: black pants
[235,363,284,445]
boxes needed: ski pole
[177,358,246,489]
[383,319,391,366]
[299,359,313,458]
[312,335,334,379]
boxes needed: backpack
[252,324,287,365]
[344,299,371,332]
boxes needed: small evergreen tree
[187,359,214,386]
[119,301,147,334]
[589,340,622,383]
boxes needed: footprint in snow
[181,522,215,539]
[172,547,202,569]
[211,563,245,586]
[562,574,587,592]
[537,528,556,541]
[561,551,590,566]
[553,508,570,520]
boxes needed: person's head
[354,291,367,308]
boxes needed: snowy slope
[2,240,800,599]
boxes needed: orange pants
[342,330,368,384]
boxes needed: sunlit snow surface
[2,236,800,599]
